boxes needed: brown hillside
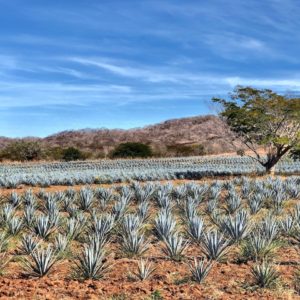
[0,115,242,155]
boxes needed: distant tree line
[0,140,207,162]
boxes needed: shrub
[111,142,153,158]
[62,147,85,161]
[166,144,205,157]
[1,140,42,161]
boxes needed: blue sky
[1,0,300,137]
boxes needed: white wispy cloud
[69,57,181,83]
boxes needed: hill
[0,115,242,157]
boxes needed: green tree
[62,147,85,161]
[1,140,42,161]
[213,86,300,173]
[111,142,152,158]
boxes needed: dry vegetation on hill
[0,115,242,158]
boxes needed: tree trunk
[263,146,292,175]
[263,156,280,175]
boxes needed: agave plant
[187,216,205,244]
[137,201,150,223]
[23,190,36,207]
[280,215,294,236]
[0,204,15,225]
[248,194,264,215]
[112,196,129,221]
[65,215,86,240]
[220,210,250,243]
[241,233,279,262]
[224,191,241,214]
[206,199,218,215]
[75,238,109,279]
[251,261,279,288]
[54,234,69,254]
[95,188,115,209]
[90,214,115,239]
[154,190,172,209]
[0,232,10,253]
[134,184,154,203]
[154,210,176,240]
[32,215,56,239]
[162,232,188,261]
[122,230,149,257]
[62,195,73,212]
[271,190,286,213]
[134,259,156,281]
[8,192,21,208]
[182,197,198,222]
[20,234,40,255]
[24,205,36,227]
[201,230,230,260]
[7,216,23,235]
[121,214,142,237]
[188,257,213,283]
[78,187,94,211]
[258,215,279,242]
[24,245,57,277]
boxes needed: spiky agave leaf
[137,201,150,223]
[20,234,40,255]
[24,205,36,227]
[188,257,213,283]
[186,216,205,244]
[8,191,21,208]
[121,214,142,237]
[7,216,23,235]
[32,215,56,239]
[54,233,69,254]
[135,259,156,281]
[24,245,57,277]
[162,232,189,261]
[89,213,115,240]
[251,261,279,288]
[241,233,280,262]
[154,210,176,240]
[78,187,94,211]
[220,210,250,243]
[75,239,109,279]
[0,232,10,253]
[122,230,149,257]
[201,230,230,260]
[66,214,87,240]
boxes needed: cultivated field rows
[0,176,299,298]
[0,156,299,188]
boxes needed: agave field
[0,175,300,298]
[0,155,299,188]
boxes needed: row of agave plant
[0,176,299,288]
[0,156,299,188]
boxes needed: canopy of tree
[213,86,300,172]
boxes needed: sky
[1,0,300,137]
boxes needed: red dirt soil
[0,245,299,299]
[0,179,299,299]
